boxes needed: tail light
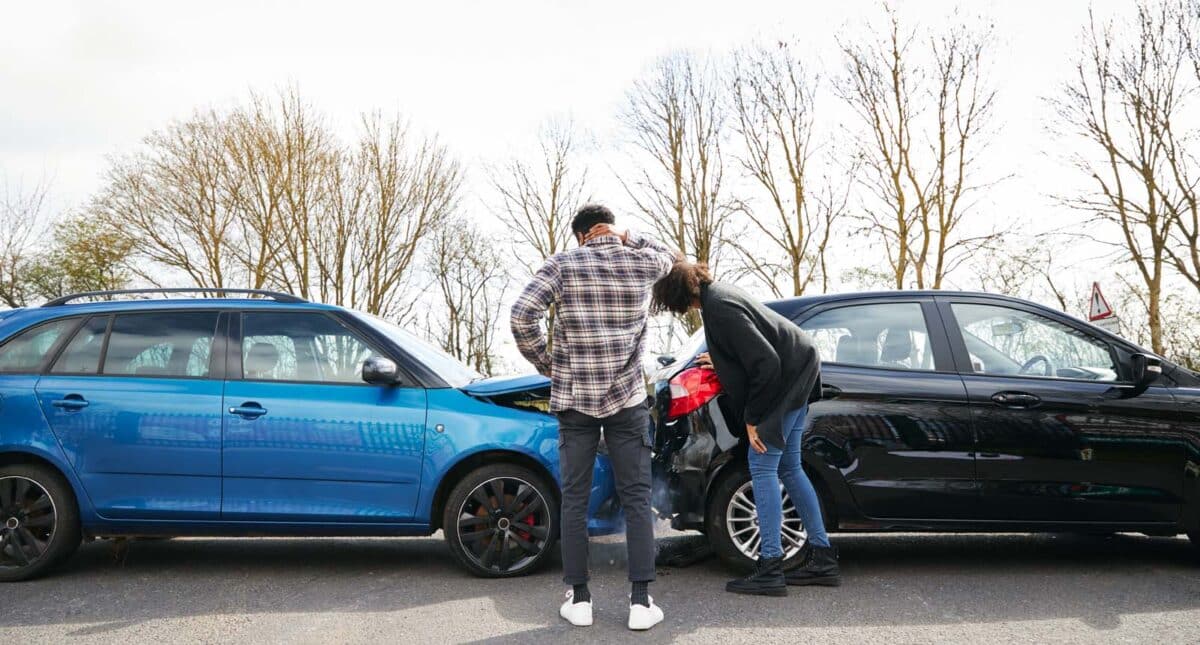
[666,367,723,420]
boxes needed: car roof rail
[42,288,308,307]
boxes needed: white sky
[3,0,1127,207]
[0,0,1161,363]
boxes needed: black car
[650,290,1200,569]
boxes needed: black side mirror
[362,356,401,385]
[1105,353,1163,399]
[656,355,675,367]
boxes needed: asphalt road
[1,531,1197,644]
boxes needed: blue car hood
[460,373,550,396]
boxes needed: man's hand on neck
[582,223,628,245]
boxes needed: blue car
[0,289,623,582]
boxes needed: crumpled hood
[459,373,551,397]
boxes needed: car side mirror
[1104,353,1163,399]
[362,356,401,385]
[656,355,675,367]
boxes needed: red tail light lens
[666,367,723,420]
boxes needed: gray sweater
[699,281,822,450]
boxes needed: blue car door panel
[220,311,427,522]
[35,311,224,520]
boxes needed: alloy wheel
[0,476,57,571]
[725,480,807,560]
[455,477,550,574]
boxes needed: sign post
[1088,282,1120,334]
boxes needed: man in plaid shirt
[511,204,674,631]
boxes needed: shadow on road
[2,532,1196,642]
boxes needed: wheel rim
[725,480,807,560]
[456,477,550,573]
[0,476,56,570]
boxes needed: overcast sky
[3,0,1130,207]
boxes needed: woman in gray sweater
[652,260,839,596]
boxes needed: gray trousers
[556,404,656,585]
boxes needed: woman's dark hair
[652,260,713,315]
[571,204,616,236]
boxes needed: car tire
[705,465,822,572]
[442,464,558,578]
[0,464,82,582]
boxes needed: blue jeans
[747,405,830,559]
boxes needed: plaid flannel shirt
[511,232,675,418]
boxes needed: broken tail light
[666,367,723,420]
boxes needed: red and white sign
[1088,282,1114,321]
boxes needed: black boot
[725,556,787,596]
[785,545,840,586]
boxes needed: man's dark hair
[571,204,616,236]
[652,260,713,315]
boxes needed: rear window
[102,312,219,378]
[0,318,78,374]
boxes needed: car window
[242,312,377,384]
[950,303,1118,381]
[798,303,933,371]
[0,318,78,374]
[51,316,110,375]
[102,312,219,378]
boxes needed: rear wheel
[0,464,81,582]
[442,464,558,578]
[706,466,818,572]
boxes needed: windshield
[353,312,482,387]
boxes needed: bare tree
[489,118,589,266]
[838,8,999,290]
[488,119,589,348]
[729,40,852,297]
[622,52,736,331]
[1153,1,1200,300]
[0,180,49,307]
[96,109,240,289]
[971,237,1072,311]
[426,219,512,374]
[94,90,461,322]
[348,114,462,320]
[1053,2,1189,354]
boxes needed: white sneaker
[627,596,664,631]
[559,590,593,627]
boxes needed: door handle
[51,394,89,411]
[990,391,1041,408]
[821,384,842,400]
[229,402,267,419]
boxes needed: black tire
[0,464,82,582]
[1189,530,1199,553]
[705,465,821,572]
[442,464,558,578]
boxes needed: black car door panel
[938,297,1185,524]
[798,299,978,520]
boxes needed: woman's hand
[695,352,713,369]
[746,424,767,454]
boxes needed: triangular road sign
[1088,282,1114,321]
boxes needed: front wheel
[0,464,82,582]
[442,464,558,578]
[705,466,815,572]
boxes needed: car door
[220,309,427,522]
[35,310,225,520]
[939,296,1183,524]
[796,298,979,520]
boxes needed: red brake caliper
[518,509,535,541]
